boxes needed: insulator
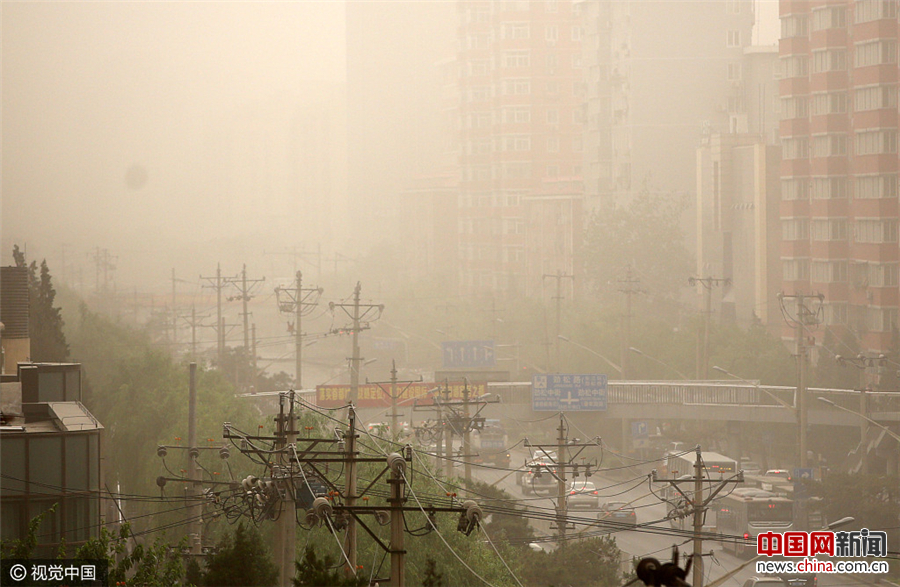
[188,447,200,459]
[387,452,405,475]
[219,446,230,460]
[374,510,389,525]
[156,476,167,488]
[157,446,167,458]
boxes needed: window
[866,307,898,332]
[823,303,849,325]
[469,112,491,128]
[503,51,531,68]
[546,137,559,152]
[573,135,583,152]
[502,107,531,123]
[727,0,742,14]
[812,49,848,72]
[573,108,584,124]
[781,14,809,37]
[546,54,557,71]
[728,62,743,81]
[503,79,531,95]
[503,161,531,179]
[502,135,531,152]
[855,41,898,67]
[468,86,490,102]
[855,174,898,198]
[546,81,558,95]
[868,263,899,287]
[781,96,808,118]
[547,109,559,124]
[502,23,530,40]
[855,0,899,23]
[545,25,558,41]
[811,91,848,114]
[811,218,848,240]
[468,34,489,49]
[572,55,582,68]
[782,218,809,240]
[811,260,848,282]
[783,137,809,160]
[812,177,849,199]
[572,26,583,41]
[812,134,848,157]
[781,55,809,78]
[469,60,489,76]
[470,139,491,154]
[855,218,899,243]
[545,0,559,12]
[811,5,847,30]
[727,30,741,47]
[782,178,810,200]
[547,164,560,177]
[783,258,810,281]
[856,129,898,155]
[855,85,899,111]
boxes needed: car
[598,501,637,526]
[532,449,557,463]
[741,578,792,587]
[761,557,818,587]
[567,481,600,509]
[740,460,762,476]
[764,469,792,481]
[522,462,557,495]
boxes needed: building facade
[455,0,585,297]
[779,0,899,351]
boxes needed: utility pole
[688,276,730,379]
[90,247,117,294]
[442,385,453,480]
[525,427,601,549]
[368,360,422,438]
[617,266,643,380]
[543,271,575,373]
[225,265,265,353]
[463,382,472,485]
[388,455,406,587]
[778,292,823,468]
[653,447,744,587]
[187,362,201,555]
[171,268,178,346]
[346,407,359,574]
[178,306,211,360]
[251,323,258,391]
[201,264,237,367]
[329,282,384,402]
[273,391,297,587]
[275,271,323,389]
[556,414,568,545]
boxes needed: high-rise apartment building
[779,0,899,351]
[456,1,584,297]
[582,1,755,210]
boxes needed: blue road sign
[442,340,496,369]
[532,374,607,411]
[631,421,649,438]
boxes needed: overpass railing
[487,381,900,417]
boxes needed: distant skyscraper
[455,0,584,297]
[581,0,755,209]
[778,0,899,351]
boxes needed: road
[467,449,878,587]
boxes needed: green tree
[12,245,69,361]
[292,547,367,587]
[421,558,444,587]
[520,536,621,587]
[809,472,899,547]
[465,479,534,545]
[582,190,693,306]
[203,523,278,587]
[0,504,57,559]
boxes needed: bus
[717,489,793,558]
[662,451,738,531]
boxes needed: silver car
[567,481,600,509]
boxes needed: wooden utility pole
[618,266,643,380]
[329,283,383,402]
[543,271,575,373]
[201,264,237,366]
[653,447,744,587]
[556,414,568,545]
[187,363,201,555]
[346,408,359,574]
[689,276,730,379]
[368,360,421,439]
[225,264,265,354]
[275,271,323,388]
[388,457,406,587]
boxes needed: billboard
[532,374,607,411]
[316,381,487,408]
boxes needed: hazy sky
[2,0,779,289]
[2,1,346,278]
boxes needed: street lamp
[816,396,900,444]
[557,335,622,375]
[713,365,803,467]
[629,347,691,380]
